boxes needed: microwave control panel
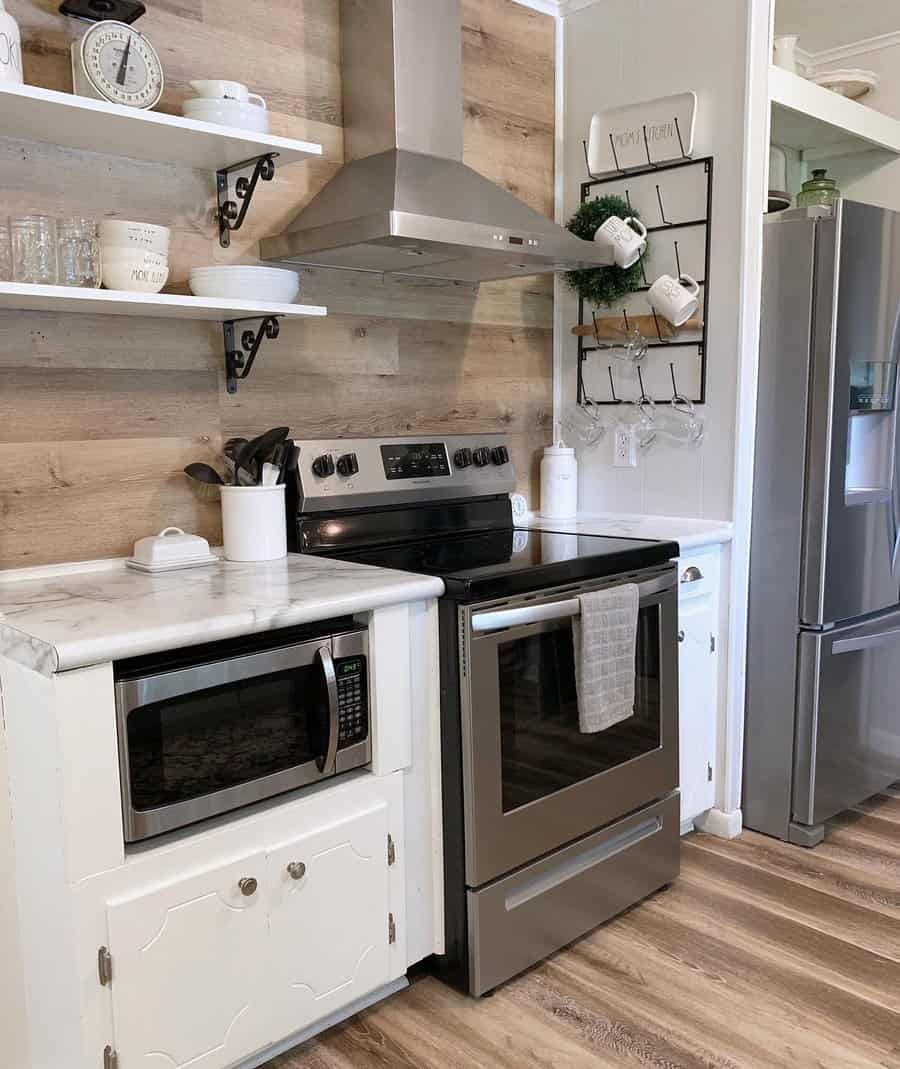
[336,655,368,747]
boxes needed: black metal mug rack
[575,149,714,407]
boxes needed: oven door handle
[471,598,580,633]
[315,644,340,774]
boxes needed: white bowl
[99,220,170,256]
[182,98,269,134]
[103,260,169,293]
[102,247,169,269]
[189,265,299,302]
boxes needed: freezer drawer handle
[503,817,662,912]
[832,624,900,655]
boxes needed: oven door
[116,632,366,842]
[462,568,678,886]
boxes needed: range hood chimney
[260,0,613,283]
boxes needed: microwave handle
[315,645,340,773]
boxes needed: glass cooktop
[319,527,679,602]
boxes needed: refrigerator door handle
[832,624,900,655]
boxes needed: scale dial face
[80,21,164,109]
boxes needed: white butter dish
[127,527,219,573]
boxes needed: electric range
[288,434,681,995]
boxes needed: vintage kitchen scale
[61,0,164,110]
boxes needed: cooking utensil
[235,427,290,485]
[278,440,298,484]
[184,462,225,485]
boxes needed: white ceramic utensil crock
[220,485,287,562]
[539,442,578,520]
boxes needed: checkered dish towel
[572,584,639,733]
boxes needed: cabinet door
[107,852,270,1069]
[678,594,717,825]
[267,798,391,1036]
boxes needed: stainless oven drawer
[466,792,679,996]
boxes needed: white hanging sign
[588,92,697,176]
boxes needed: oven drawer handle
[471,598,581,632]
[315,645,339,774]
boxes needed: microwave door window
[127,666,329,810]
[498,606,662,813]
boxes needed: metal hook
[637,366,652,404]
[625,189,633,213]
[622,308,630,332]
[673,240,682,278]
[669,361,678,396]
[608,366,621,403]
[582,139,601,181]
[637,252,648,286]
[674,116,688,159]
[656,184,672,226]
[650,307,670,345]
[608,133,626,175]
[642,125,659,170]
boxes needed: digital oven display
[381,442,451,480]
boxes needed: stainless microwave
[114,623,371,842]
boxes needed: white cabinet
[677,547,721,829]
[107,852,270,1069]
[96,774,403,1069]
[267,800,392,1037]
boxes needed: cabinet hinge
[708,762,713,782]
[709,634,716,654]
[103,1045,118,1069]
[387,833,396,867]
[388,912,396,945]
[98,946,113,987]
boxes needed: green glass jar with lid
[797,168,840,209]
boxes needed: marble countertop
[0,554,444,676]
[523,512,733,552]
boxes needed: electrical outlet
[613,424,638,468]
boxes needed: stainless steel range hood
[260,0,612,283]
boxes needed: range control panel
[294,434,516,512]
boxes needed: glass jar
[0,217,11,282]
[57,217,101,288]
[10,215,58,285]
[797,169,840,209]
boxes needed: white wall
[560,0,751,522]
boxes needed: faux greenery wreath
[564,194,648,308]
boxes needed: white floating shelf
[0,82,322,171]
[0,282,326,322]
[770,66,900,157]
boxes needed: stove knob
[453,448,473,469]
[491,446,509,465]
[311,453,335,478]
[336,452,359,477]
[472,447,491,468]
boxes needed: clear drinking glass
[11,215,58,285]
[0,218,11,282]
[57,217,101,288]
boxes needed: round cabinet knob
[472,447,491,467]
[238,877,258,897]
[453,447,473,469]
[490,445,509,466]
[312,453,335,478]
[677,629,685,643]
[336,453,359,478]
[286,861,307,881]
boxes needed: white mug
[648,273,700,327]
[189,79,267,108]
[594,215,648,269]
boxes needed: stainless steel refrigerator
[744,199,900,846]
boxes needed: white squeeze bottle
[539,440,577,519]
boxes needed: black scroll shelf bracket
[224,316,281,394]
[217,154,278,248]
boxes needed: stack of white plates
[182,98,269,134]
[189,265,300,303]
[811,68,879,100]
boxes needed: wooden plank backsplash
[0,0,554,569]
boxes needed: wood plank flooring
[267,788,900,1069]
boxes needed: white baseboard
[694,807,743,839]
